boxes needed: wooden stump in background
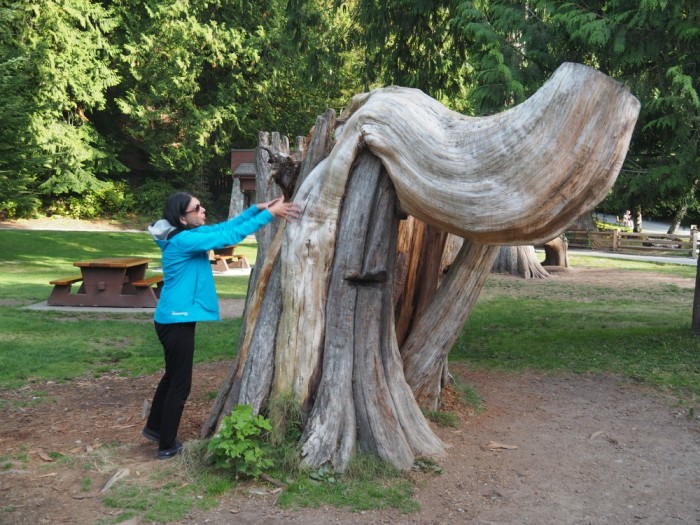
[542,235,569,268]
[492,246,550,278]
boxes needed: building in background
[229,149,256,219]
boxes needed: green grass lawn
[455,253,700,401]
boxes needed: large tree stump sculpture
[203,63,640,472]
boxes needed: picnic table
[210,246,250,272]
[47,256,163,308]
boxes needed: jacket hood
[148,219,177,241]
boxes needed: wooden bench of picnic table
[49,275,84,287]
[210,246,249,272]
[132,275,164,289]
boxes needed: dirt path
[1,364,698,524]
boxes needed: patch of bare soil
[186,368,700,525]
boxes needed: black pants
[147,321,196,450]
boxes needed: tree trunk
[392,222,459,405]
[668,209,685,235]
[542,235,569,267]
[301,150,445,470]
[492,246,550,278]
[633,204,643,233]
[200,114,332,437]
[402,241,500,408]
[203,62,640,471]
[200,133,290,430]
[667,192,694,235]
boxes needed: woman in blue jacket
[143,192,300,459]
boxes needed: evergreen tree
[271,0,364,128]
[0,0,122,208]
[351,0,473,111]
[0,8,39,217]
[109,0,268,178]
[453,0,699,225]
[107,0,359,215]
[2,0,695,223]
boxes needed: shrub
[133,178,178,221]
[43,181,136,219]
[99,181,136,216]
[207,404,273,479]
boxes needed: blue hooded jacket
[148,205,273,324]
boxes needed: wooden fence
[566,229,699,259]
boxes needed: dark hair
[163,192,194,233]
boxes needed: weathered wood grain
[202,119,331,435]
[302,151,443,471]
[338,63,640,244]
[542,235,569,267]
[393,218,448,347]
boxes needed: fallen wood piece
[486,441,519,450]
[37,451,54,462]
[260,473,287,488]
[100,468,130,493]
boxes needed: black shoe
[158,440,184,460]
[142,426,160,443]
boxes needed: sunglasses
[184,204,203,214]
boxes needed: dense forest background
[0,0,697,229]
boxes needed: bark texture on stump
[394,217,449,347]
[301,151,444,470]
[204,62,640,472]
[201,123,325,437]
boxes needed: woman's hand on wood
[259,197,302,221]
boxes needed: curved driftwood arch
[204,63,640,472]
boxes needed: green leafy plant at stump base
[207,404,273,478]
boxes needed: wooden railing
[566,229,698,259]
